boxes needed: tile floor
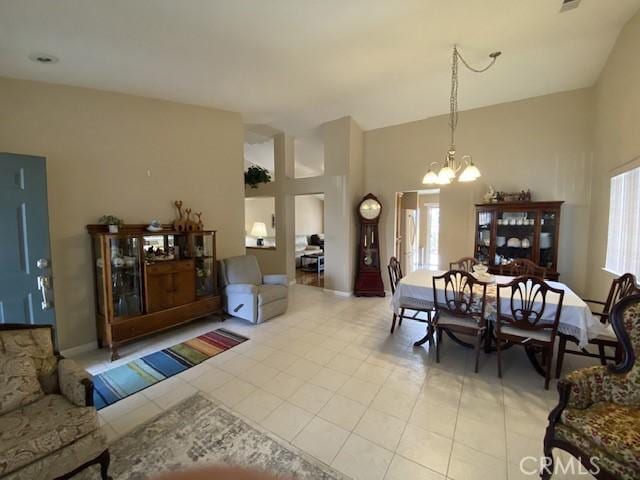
[73,284,598,480]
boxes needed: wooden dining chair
[387,256,433,333]
[495,276,565,389]
[499,258,546,279]
[432,270,489,373]
[449,257,479,272]
[555,273,639,378]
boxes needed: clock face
[359,198,381,220]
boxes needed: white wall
[0,77,245,350]
[364,88,594,294]
[295,195,324,235]
[587,9,640,299]
[245,197,276,237]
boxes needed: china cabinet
[474,201,563,280]
[87,224,220,360]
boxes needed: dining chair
[495,276,565,389]
[555,272,639,378]
[388,256,433,334]
[449,257,479,272]
[499,258,546,279]
[432,270,489,373]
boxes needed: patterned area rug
[80,394,345,480]
[93,329,248,409]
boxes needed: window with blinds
[605,166,640,276]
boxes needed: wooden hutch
[474,201,563,280]
[87,224,221,360]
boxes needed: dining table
[391,269,604,375]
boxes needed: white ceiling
[1,0,638,133]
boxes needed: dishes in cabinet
[496,236,506,247]
[521,238,531,249]
[507,237,522,248]
[540,232,552,249]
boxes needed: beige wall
[245,197,276,237]
[364,88,594,294]
[0,77,245,350]
[295,195,324,235]
[587,10,640,299]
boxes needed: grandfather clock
[354,193,385,297]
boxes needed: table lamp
[251,222,268,247]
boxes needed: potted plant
[99,215,124,233]
[244,165,272,189]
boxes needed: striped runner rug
[92,328,248,409]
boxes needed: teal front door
[0,153,56,327]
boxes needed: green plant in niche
[244,165,272,189]
[98,215,123,227]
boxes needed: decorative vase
[108,224,119,233]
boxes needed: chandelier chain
[448,46,500,152]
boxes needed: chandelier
[423,46,501,185]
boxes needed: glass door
[538,210,557,272]
[190,233,216,296]
[495,210,536,267]
[475,210,493,265]
[108,236,143,317]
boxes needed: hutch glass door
[495,210,535,266]
[108,236,143,317]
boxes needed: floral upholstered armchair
[0,324,110,480]
[542,294,640,480]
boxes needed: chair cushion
[223,255,262,286]
[595,323,618,341]
[436,313,478,329]
[0,394,99,476]
[499,325,552,342]
[0,328,58,393]
[0,352,43,415]
[258,284,288,305]
[561,402,640,470]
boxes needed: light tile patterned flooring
[73,284,597,480]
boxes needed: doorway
[0,153,56,327]
[394,189,440,273]
[294,193,325,287]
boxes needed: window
[605,166,640,276]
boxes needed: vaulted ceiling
[1,0,638,133]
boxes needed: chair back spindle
[388,257,403,295]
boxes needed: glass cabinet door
[191,233,215,296]
[538,211,557,271]
[495,210,536,266]
[93,237,106,316]
[108,236,142,317]
[475,210,493,265]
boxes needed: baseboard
[61,341,97,357]
[323,288,352,297]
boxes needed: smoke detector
[28,53,59,64]
[560,0,581,12]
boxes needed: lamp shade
[250,222,268,238]
[459,164,481,182]
[422,170,439,185]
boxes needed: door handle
[37,275,54,310]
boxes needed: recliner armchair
[220,255,288,323]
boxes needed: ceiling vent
[560,0,581,12]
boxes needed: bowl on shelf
[507,237,522,248]
[496,236,506,247]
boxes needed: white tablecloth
[391,270,601,348]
